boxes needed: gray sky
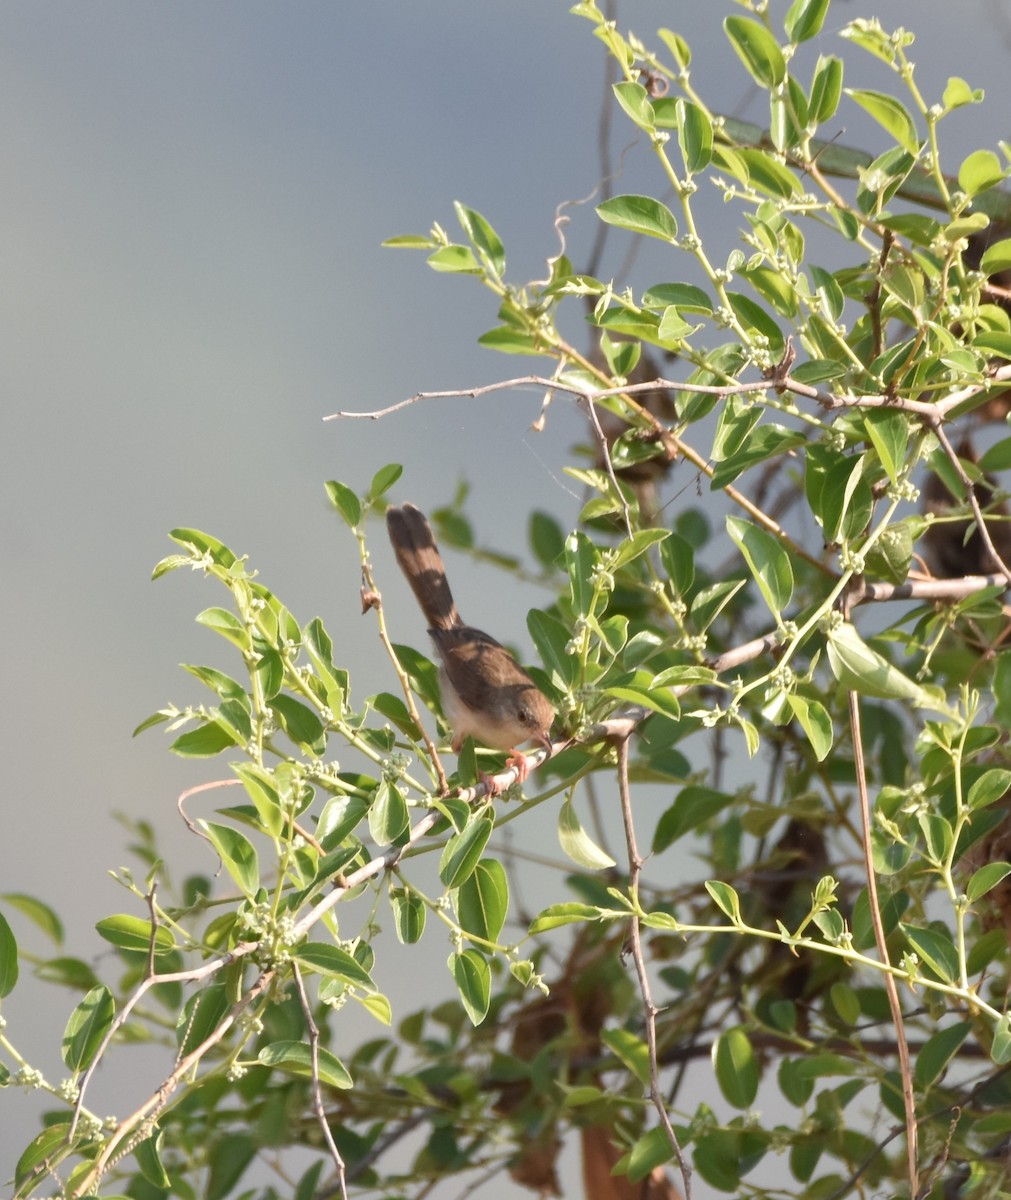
[3,0,1011,1188]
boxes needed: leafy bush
[6,2,1011,1196]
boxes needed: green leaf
[369,781,409,847]
[958,149,1006,198]
[479,325,550,356]
[785,0,829,43]
[382,233,433,249]
[95,914,177,955]
[846,88,920,154]
[830,981,861,1026]
[787,695,833,761]
[170,720,241,758]
[177,984,231,1055]
[357,991,392,1025]
[732,147,803,198]
[726,516,793,616]
[690,578,746,633]
[325,479,361,527]
[135,1131,172,1189]
[0,893,64,945]
[942,76,983,112]
[391,888,426,944]
[0,911,18,997]
[967,769,1011,811]
[862,408,908,487]
[706,880,742,923]
[659,531,695,595]
[529,510,566,568]
[16,1124,74,1189]
[558,796,616,869]
[456,858,509,944]
[271,694,326,755]
[726,291,785,354]
[654,786,734,852]
[611,528,670,569]
[294,942,377,991]
[826,623,945,710]
[207,1133,256,1200]
[368,462,403,501]
[317,794,370,847]
[454,202,506,278]
[901,923,959,983]
[63,984,115,1072]
[968,862,1011,903]
[612,80,655,132]
[258,1040,353,1089]
[439,816,494,889]
[427,243,481,274]
[605,682,680,721]
[808,54,844,125]
[714,1026,760,1107]
[621,1127,675,1184]
[658,27,691,69]
[527,608,577,687]
[724,16,786,87]
[529,902,605,933]
[168,527,238,568]
[820,454,873,543]
[565,529,599,618]
[710,426,806,489]
[198,821,259,896]
[642,282,714,314]
[195,606,250,651]
[182,663,247,701]
[992,1013,1011,1065]
[232,762,284,838]
[677,99,713,174]
[596,195,678,242]
[981,238,1011,276]
[601,1026,650,1086]
[450,948,491,1025]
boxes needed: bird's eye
[517,705,531,726]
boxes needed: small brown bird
[385,504,555,782]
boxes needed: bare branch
[848,693,918,1197]
[615,733,692,1198]
[293,962,348,1200]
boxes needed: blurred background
[2,0,1011,1186]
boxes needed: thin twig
[292,962,348,1200]
[848,692,918,1196]
[615,734,692,1199]
[69,969,277,1198]
[928,416,1011,585]
[362,552,450,795]
[582,393,635,538]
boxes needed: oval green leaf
[63,984,115,1072]
[725,16,786,87]
[713,1026,760,1108]
[198,821,260,897]
[450,948,491,1025]
[596,195,678,242]
[439,816,494,889]
[258,1039,353,1089]
[456,858,509,944]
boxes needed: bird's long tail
[385,503,461,630]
